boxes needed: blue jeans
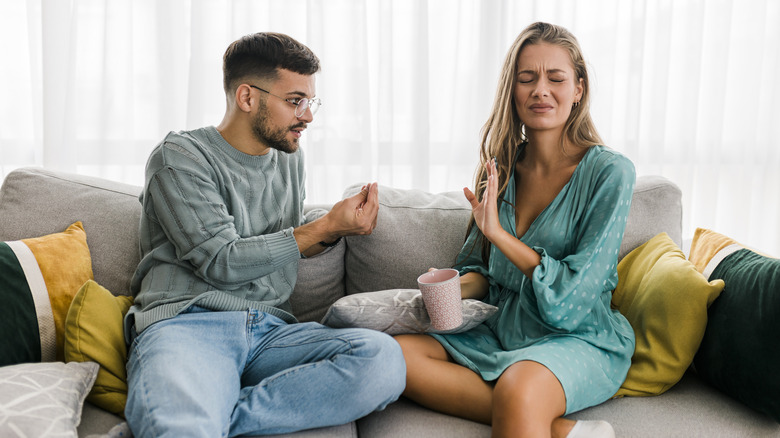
[125,307,406,437]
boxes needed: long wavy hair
[461,22,604,264]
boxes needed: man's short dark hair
[222,32,320,94]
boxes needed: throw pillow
[0,222,94,365]
[0,361,99,436]
[321,289,498,335]
[688,228,780,422]
[64,280,133,417]
[611,232,724,397]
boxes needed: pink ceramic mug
[416,268,463,331]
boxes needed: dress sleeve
[531,154,636,331]
[453,224,490,278]
[143,145,300,290]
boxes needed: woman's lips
[530,104,554,113]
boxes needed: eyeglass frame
[248,85,321,118]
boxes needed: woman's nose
[532,85,549,98]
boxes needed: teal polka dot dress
[431,145,636,415]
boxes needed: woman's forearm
[460,272,490,300]
[487,228,541,279]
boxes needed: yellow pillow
[64,280,133,416]
[612,232,725,397]
[0,222,93,365]
[688,227,772,276]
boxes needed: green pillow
[612,232,724,397]
[0,222,94,365]
[64,280,133,417]
[689,229,780,422]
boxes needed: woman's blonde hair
[462,22,603,262]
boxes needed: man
[124,32,405,437]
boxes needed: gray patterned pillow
[0,361,98,436]
[321,289,497,335]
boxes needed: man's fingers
[360,182,379,215]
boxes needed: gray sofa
[0,166,778,437]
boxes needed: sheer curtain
[1,0,778,255]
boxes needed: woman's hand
[463,158,502,241]
[426,269,488,300]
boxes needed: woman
[396,22,636,438]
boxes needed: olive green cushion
[64,280,133,417]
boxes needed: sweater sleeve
[530,154,636,331]
[142,145,300,290]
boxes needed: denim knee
[353,329,406,405]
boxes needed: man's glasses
[249,85,321,118]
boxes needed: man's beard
[251,111,304,154]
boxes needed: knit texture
[127,126,305,336]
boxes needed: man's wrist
[319,236,342,248]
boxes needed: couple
[125,22,635,438]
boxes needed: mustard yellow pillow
[64,280,133,416]
[612,232,725,397]
[0,222,93,365]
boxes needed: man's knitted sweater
[126,126,305,336]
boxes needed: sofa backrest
[0,167,143,296]
[0,168,682,323]
[341,175,683,295]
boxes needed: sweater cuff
[264,227,301,269]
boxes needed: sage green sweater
[127,126,305,336]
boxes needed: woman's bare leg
[492,360,576,438]
[397,336,577,437]
[396,334,494,424]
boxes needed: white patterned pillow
[0,361,99,436]
[321,289,497,335]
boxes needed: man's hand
[294,182,379,256]
[325,182,379,238]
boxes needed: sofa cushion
[0,361,98,437]
[321,289,497,335]
[0,222,93,365]
[289,208,346,323]
[688,228,780,422]
[291,240,346,323]
[64,280,133,417]
[0,167,142,296]
[342,184,472,294]
[567,370,780,437]
[612,232,724,397]
[619,175,682,259]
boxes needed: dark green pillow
[694,248,780,422]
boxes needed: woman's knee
[493,361,566,416]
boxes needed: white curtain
[1,0,778,255]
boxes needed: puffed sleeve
[530,153,635,331]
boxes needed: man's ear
[234,84,254,113]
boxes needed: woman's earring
[572,101,580,108]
